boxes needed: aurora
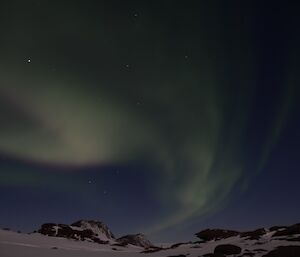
[0,0,299,242]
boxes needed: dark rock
[170,242,191,249]
[71,220,115,240]
[117,234,154,248]
[286,236,300,242]
[141,247,164,253]
[80,229,94,239]
[92,237,109,244]
[272,224,300,237]
[262,246,300,257]
[269,226,287,232]
[202,254,213,257]
[214,244,242,255]
[195,229,239,241]
[56,225,74,238]
[112,242,128,247]
[38,223,57,236]
[240,228,266,240]
[38,221,112,243]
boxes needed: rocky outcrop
[240,228,266,240]
[38,220,114,244]
[39,223,101,242]
[196,227,268,241]
[71,220,115,240]
[195,229,239,241]
[38,223,57,237]
[262,245,300,257]
[116,234,154,248]
[36,220,300,253]
[272,223,300,237]
[269,226,287,232]
[37,220,156,249]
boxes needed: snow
[1,229,300,257]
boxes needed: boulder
[214,244,242,255]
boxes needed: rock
[141,247,164,253]
[262,246,300,257]
[195,229,239,241]
[56,224,76,238]
[117,234,154,248]
[37,221,112,243]
[38,223,57,236]
[240,228,266,240]
[272,224,300,237]
[71,220,115,240]
[112,242,128,247]
[286,236,300,242]
[269,226,287,231]
[214,244,242,255]
[170,242,192,249]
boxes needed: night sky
[0,1,299,242]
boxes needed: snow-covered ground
[1,228,300,257]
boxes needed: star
[88,180,92,184]
[27,59,31,63]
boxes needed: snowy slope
[1,226,300,257]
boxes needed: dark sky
[0,1,299,242]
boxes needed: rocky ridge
[37,219,155,249]
[34,220,300,256]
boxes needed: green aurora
[0,1,298,237]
